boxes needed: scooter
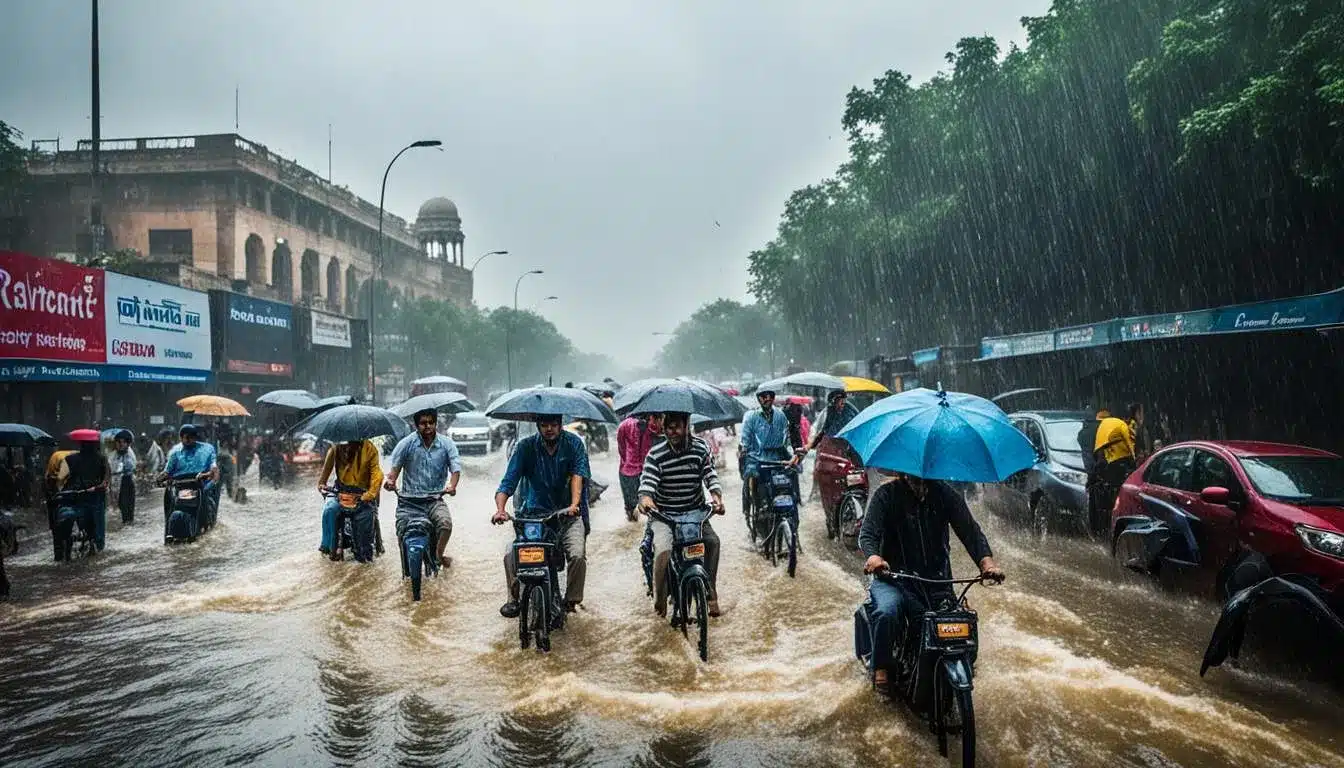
[321,484,378,563]
[508,509,568,652]
[650,507,715,662]
[52,488,101,561]
[394,490,448,601]
[756,460,800,577]
[160,473,209,544]
[855,571,999,767]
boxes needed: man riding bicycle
[740,387,803,536]
[857,472,1004,689]
[157,424,220,537]
[637,411,725,617]
[384,409,461,567]
[493,413,591,618]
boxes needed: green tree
[0,120,32,249]
[656,299,789,379]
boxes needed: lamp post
[507,269,544,390]
[470,249,508,272]
[370,138,440,404]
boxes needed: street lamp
[370,138,441,404]
[507,269,544,389]
[470,249,508,272]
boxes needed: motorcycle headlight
[1296,525,1344,560]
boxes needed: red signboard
[0,251,106,364]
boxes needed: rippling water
[3,447,1342,767]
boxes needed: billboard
[0,250,105,364]
[310,309,352,348]
[104,272,212,382]
[223,293,293,377]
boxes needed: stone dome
[417,197,459,220]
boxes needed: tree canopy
[655,298,789,379]
[746,0,1344,365]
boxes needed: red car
[1111,440,1344,673]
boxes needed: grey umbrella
[485,387,618,424]
[391,392,477,418]
[614,379,746,420]
[757,371,845,394]
[286,405,412,444]
[256,389,321,410]
[0,423,55,447]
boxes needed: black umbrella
[614,379,746,420]
[313,394,358,412]
[256,389,321,410]
[287,405,411,444]
[485,387,618,424]
[390,392,477,418]
[0,423,55,447]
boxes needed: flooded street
[3,446,1342,768]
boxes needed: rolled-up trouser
[504,515,586,603]
[116,474,135,523]
[651,518,719,615]
[619,474,641,512]
[395,499,452,542]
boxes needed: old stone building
[23,133,472,314]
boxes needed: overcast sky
[1,0,1047,362]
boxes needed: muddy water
[2,446,1342,767]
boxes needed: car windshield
[1043,420,1084,452]
[453,413,489,428]
[1238,455,1344,504]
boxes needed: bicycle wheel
[953,687,976,767]
[518,585,532,649]
[743,485,756,544]
[688,578,709,662]
[784,521,797,578]
[529,584,550,652]
[408,545,424,601]
[770,522,781,568]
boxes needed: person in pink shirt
[617,413,665,522]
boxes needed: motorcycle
[645,507,715,661]
[321,484,378,563]
[855,570,997,767]
[755,460,801,577]
[508,508,568,652]
[52,488,101,560]
[160,474,209,544]
[259,452,284,489]
[394,490,448,601]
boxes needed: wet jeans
[320,497,341,552]
[859,578,913,672]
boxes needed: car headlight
[1054,469,1087,486]
[1296,525,1344,560]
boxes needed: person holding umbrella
[492,413,591,618]
[53,429,110,555]
[384,409,461,568]
[108,430,137,525]
[637,411,726,617]
[317,439,383,560]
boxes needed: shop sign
[104,272,212,376]
[311,309,352,348]
[0,251,105,364]
[223,293,294,377]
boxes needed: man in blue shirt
[740,387,802,538]
[159,424,220,530]
[492,414,590,618]
[385,409,462,567]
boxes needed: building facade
[23,133,473,313]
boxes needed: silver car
[446,411,492,455]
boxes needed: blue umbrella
[0,423,55,447]
[836,388,1036,482]
[287,405,412,444]
[485,386,617,424]
[614,379,745,420]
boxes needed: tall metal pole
[370,139,440,404]
[470,249,507,272]
[89,0,102,260]
[507,269,543,390]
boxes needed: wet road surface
[2,446,1342,767]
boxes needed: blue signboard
[1207,288,1344,335]
[1118,310,1213,342]
[0,359,210,383]
[1055,321,1115,351]
[912,347,941,366]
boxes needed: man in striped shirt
[637,411,726,617]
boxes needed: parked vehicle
[855,571,995,766]
[509,509,568,652]
[446,411,492,455]
[814,435,868,551]
[979,410,1091,535]
[1110,441,1344,674]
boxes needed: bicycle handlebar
[874,569,1003,586]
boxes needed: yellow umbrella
[841,376,890,394]
[177,395,250,417]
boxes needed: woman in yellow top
[44,449,76,532]
[317,440,383,560]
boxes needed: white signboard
[104,272,212,371]
[311,309,352,348]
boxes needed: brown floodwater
[2,446,1342,767]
